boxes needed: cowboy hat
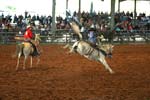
[89,24,96,31]
[26,25,31,29]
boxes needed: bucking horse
[64,41,114,74]
[64,12,115,74]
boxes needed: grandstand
[0,0,150,44]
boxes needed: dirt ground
[0,44,150,100]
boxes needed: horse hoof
[110,71,115,74]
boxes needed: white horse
[64,41,114,74]
[14,34,41,70]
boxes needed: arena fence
[113,30,150,43]
[0,29,150,44]
[0,29,72,44]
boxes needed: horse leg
[69,41,79,53]
[36,56,40,66]
[30,56,33,68]
[63,44,70,49]
[69,45,77,53]
[23,56,27,70]
[16,53,21,70]
[99,57,114,74]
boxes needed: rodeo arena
[0,0,150,100]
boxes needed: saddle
[87,41,100,51]
[86,41,112,57]
[23,41,40,56]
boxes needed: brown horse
[15,34,41,70]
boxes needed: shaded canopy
[120,0,150,1]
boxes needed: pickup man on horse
[24,25,39,56]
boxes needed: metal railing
[113,30,150,43]
[0,29,73,44]
[0,29,150,44]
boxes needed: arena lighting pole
[110,0,115,31]
[66,0,68,10]
[118,0,120,12]
[66,0,68,17]
[52,0,56,34]
[78,0,81,19]
[134,0,137,19]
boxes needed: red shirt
[24,28,33,39]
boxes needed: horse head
[34,34,41,46]
[35,34,41,41]
[100,44,114,58]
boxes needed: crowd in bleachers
[0,11,150,34]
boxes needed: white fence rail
[113,30,150,43]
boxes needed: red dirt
[0,44,150,100]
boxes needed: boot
[29,41,40,56]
